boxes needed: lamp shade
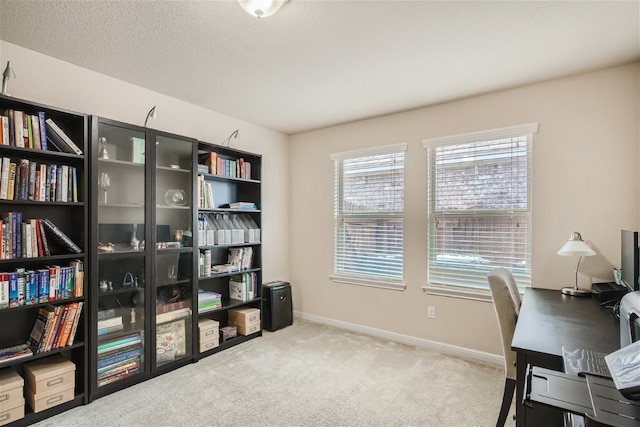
[238,0,287,18]
[557,232,596,257]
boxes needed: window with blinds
[423,124,538,297]
[330,143,406,289]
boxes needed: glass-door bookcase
[151,131,195,372]
[89,118,149,400]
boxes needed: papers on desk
[604,340,640,401]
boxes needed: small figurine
[98,136,109,160]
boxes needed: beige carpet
[35,319,515,426]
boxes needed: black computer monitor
[621,230,640,292]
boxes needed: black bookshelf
[195,142,262,359]
[0,94,88,425]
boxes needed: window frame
[422,123,538,301]
[330,143,407,291]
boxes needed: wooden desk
[511,288,619,427]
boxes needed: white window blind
[331,143,406,288]
[423,124,537,296]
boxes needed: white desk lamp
[557,231,596,296]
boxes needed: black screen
[621,230,640,292]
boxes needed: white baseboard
[294,310,503,367]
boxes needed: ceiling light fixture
[237,0,288,18]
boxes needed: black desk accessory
[593,282,629,304]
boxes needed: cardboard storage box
[0,404,24,427]
[26,383,74,413]
[0,368,23,410]
[198,319,220,353]
[199,337,220,353]
[228,308,260,326]
[23,355,75,394]
[198,318,219,341]
[234,323,261,336]
[228,308,260,335]
[0,368,24,426]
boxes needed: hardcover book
[67,301,83,345]
[28,305,56,350]
[41,218,82,254]
[6,162,15,201]
[44,118,83,155]
[37,112,47,151]
[0,157,9,200]
[156,319,187,363]
[0,273,7,309]
[0,115,8,146]
[31,114,41,150]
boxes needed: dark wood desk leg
[515,351,527,427]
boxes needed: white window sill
[422,284,492,302]
[330,275,405,291]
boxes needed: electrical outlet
[427,306,436,319]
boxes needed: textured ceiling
[0,0,639,135]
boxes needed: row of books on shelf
[197,212,260,245]
[198,246,254,278]
[1,110,83,155]
[0,261,83,309]
[197,175,215,209]
[229,272,259,302]
[97,331,143,387]
[27,301,84,354]
[198,289,222,313]
[228,247,254,270]
[0,158,79,202]
[0,214,82,259]
[200,152,252,179]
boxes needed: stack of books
[156,305,191,325]
[225,202,256,210]
[0,343,32,365]
[210,263,240,275]
[97,332,143,388]
[198,289,222,313]
[97,314,124,336]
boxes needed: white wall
[0,40,291,284]
[3,40,638,359]
[290,63,640,356]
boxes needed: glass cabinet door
[153,134,194,369]
[92,120,147,395]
